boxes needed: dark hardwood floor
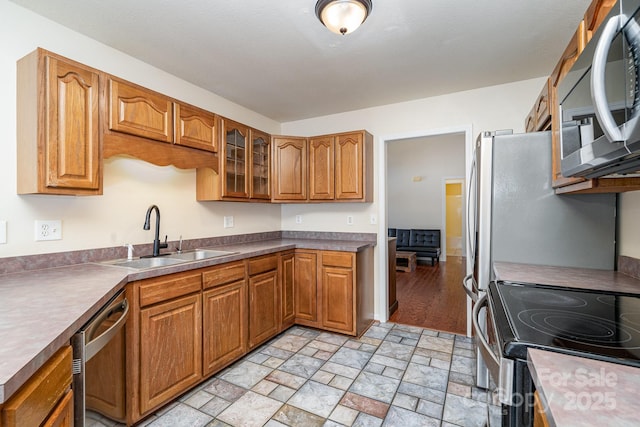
[389,256,467,335]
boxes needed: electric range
[476,280,640,427]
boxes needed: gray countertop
[528,349,639,426]
[0,237,374,403]
[494,262,640,294]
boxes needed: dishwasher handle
[85,297,129,361]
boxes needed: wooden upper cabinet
[107,78,173,143]
[17,48,102,195]
[309,136,335,200]
[584,0,617,42]
[335,131,369,201]
[250,129,271,200]
[174,103,217,152]
[273,130,373,203]
[272,136,308,201]
[221,118,249,198]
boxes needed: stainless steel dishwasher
[71,289,129,427]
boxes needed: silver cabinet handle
[84,296,129,361]
[462,274,478,302]
[592,14,625,143]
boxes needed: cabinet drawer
[2,346,72,427]
[139,270,202,307]
[322,252,354,268]
[248,254,278,276]
[203,261,246,289]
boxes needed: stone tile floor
[88,322,501,427]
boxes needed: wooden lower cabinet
[0,346,73,427]
[321,252,355,334]
[280,251,296,330]
[202,261,248,376]
[294,248,374,336]
[248,254,280,349]
[126,270,203,423]
[139,293,202,414]
[294,250,318,326]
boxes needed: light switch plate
[223,216,234,228]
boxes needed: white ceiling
[10,0,592,122]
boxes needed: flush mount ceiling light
[315,0,373,35]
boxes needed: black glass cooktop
[489,280,640,367]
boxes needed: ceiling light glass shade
[315,0,373,35]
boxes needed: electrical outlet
[35,220,62,241]
[0,220,6,244]
[370,214,377,224]
[223,216,234,228]
[295,215,302,224]
[347,215,354,225]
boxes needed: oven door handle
[84,297,129,361]
[472,294,500,379]
[462,274,478,302]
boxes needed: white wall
[0,1,282,257]
[387,133,465,230]
[619,192,640,258]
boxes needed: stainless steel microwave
[559,0,640,178]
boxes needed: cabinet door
[18,50,101,195]
[203,280,247,376]
[250,129,271,199]
[248,269,279,349]
[108,78,173,143]
[321,252,354,334]
[139,293,202,414]
[47,56,101,192]
[174,103,217,152]
[221,118,249,198]
[335,132,364,200]
[294,251,318,325]
[280,251,295,330]
[584,0,617,42]
[309,136,335,200]
[272,137,307,201]
[41,389,73,427]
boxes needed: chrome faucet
[143,205,168,257]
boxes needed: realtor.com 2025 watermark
[496,367,618,411]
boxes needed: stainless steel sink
[168,249,236,261]
[101,249,236,269]
[105,257,186,269]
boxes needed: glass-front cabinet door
[250,129,270,200]
[222,118,249,198]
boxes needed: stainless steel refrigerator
[463,129,616,388]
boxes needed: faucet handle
[176,235,183,253]
[160,235,168,249]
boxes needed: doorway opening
[380,127,471,335]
